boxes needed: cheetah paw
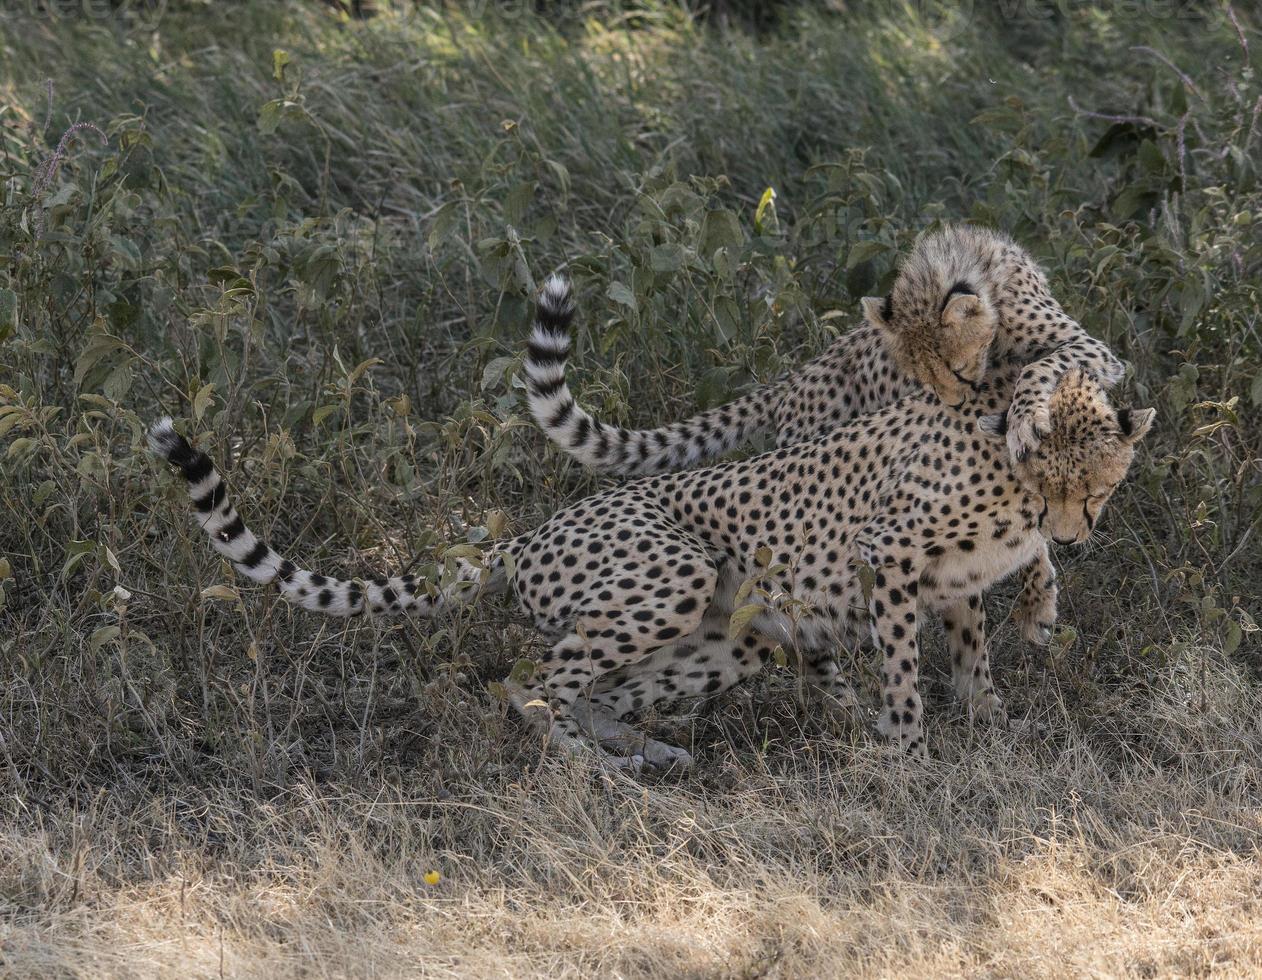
[1021,620,1054,646]
[641,739,694,772]
[812,683,861,715]
[601,753,646,773]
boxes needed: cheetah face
[980,369,1154,545]
[863,289,998,408]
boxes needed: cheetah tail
[524,274,777,476]
[147,418,507,618]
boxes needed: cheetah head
[862,226,1003,408]
[979,369,1154,545]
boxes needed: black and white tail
[147,419,505,617]
[524,275,777,477]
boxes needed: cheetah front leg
[858,518,927,758]
[939,594,1006,725]
[1005,336,1124,461]
[1013,542,1057,646]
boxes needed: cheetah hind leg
[510,582,713,772]
[579,672,695,771]
[502,675,647,772]
[585,621,783,771]
[566,697,693,772]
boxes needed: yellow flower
[423,870,441,886]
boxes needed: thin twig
[1066,96,1161,130]
[41,78,54,135]
[1130,46,1204,103]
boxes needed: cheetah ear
[1116,407,1155,444]
[861,295,891,329]
[977,413,1008,442]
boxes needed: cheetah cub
[526,226,1125,647]
[149,280,1149,768]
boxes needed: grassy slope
[1,2,1260,976]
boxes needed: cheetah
[525,225,1125,647]
[148,276,1151,768]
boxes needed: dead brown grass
[4,642,1260,980]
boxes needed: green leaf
[856,561,876,604]
[427,201,462,252]
[1088,121,1145,160]
[505,180,537,225]
[258,99,284,135]
[193,383,215,422]
[509,658,536,684]
[63,539,96,579]
[481,356,516,392]
[1137,139,1166,176]
[846,240,889,269]
[74,333,126,386]
[1224,620,1242,656]
[0,287,16,341]
[606,281,637,313]
[700,208,743,258]
[346,357,383,385]
[89,625,121,655]
[650,243,684,274]
[728,602,763,640]
[272,48,291,82]
[5,437,34,459]
[102,361,133,402]
[1112,184,1157,220]
[0,409,23,439]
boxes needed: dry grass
[5,641,1261,979]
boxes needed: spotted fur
[525,226,1124,647]
[150,279,1148,771]
[508,283,1150,765]
[526,225,1124,473]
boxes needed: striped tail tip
[537,274,574,326]
[148,417,213,482]
[147,417,181,457]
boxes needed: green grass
[1,2,1261,976]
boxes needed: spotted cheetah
[525,225,1125,647]
[148,276,1150,768]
